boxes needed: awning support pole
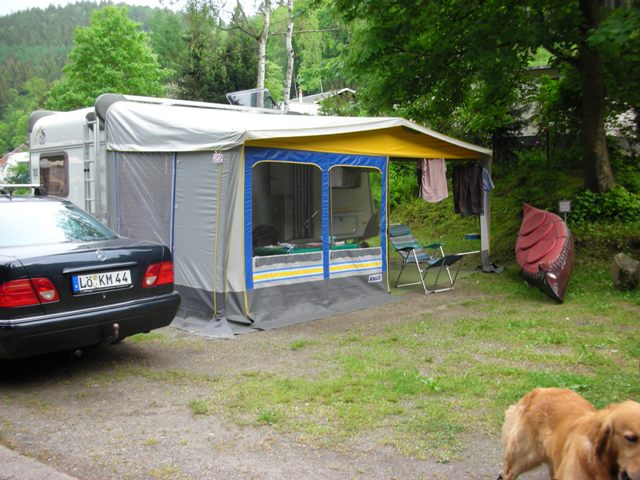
[479,154,492,272]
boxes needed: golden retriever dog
[498,387,640,480]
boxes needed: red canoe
[515,204,575,302]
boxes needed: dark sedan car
[0,193,180,359]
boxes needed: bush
[609,140,640,194]
[388,161,417,209]
[570,186,640,226]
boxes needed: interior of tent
[244,148,386,290]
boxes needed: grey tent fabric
[244,276,398,331]
[172,151,218,323]
[112,152,174,247]
[166,149,250,337]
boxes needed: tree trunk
[256,0,271,108]
[283,0,295,112]
[579,0,615,193]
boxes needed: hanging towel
[482,167,494,192]
[419,158,448,203]
[452,164,483,216]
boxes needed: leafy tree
[0,2,174,113]
[330,0,640,193]
[266,0,350,97]
[46,6,166,110]
[180,0,221,101]
[294,0,350,94]
[220,29,261,97]
[179,1,257,103]
[589,5,640,127]
[149,8,188,91]
[265,59,285,101]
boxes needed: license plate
[72,270,132,293]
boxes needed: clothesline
[417,159,493,218]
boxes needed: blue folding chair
[389,224,464,293]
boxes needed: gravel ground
[0,284,549,480]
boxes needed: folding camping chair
[389,224,464,293]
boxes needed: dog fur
[498,387,640,480]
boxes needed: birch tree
[230,0,272,107]
[283,0,295,112]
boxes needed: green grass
[151,262,637,461]
[145,437,159,447]
[147,465,189,480]
[111,260,624,462]
[0,419,11,443]
[288,339,318,351]
[43,256,638,463]
[188,399,213,415]
[58,236,638,464]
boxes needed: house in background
[0,146,29,182]
[288,88,356,115]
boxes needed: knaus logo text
[368,273,382,283]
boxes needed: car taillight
[0,278,59,307]
[142,261,174,288]
[31,278,60,302]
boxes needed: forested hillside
[0,2,159,116]
[0,2,181,154]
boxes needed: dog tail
[501,404,519,446]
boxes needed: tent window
[39,153,68,197]
[252,162,322,255]
[330,166,381,247]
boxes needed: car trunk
[7,239,168,317]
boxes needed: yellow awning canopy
[246,126,485,159]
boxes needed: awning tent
[104,99,490,158]
[83,95,494,336]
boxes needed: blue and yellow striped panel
[253,263,324,287]
[329,259,382,275]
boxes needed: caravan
[28,94,492,336]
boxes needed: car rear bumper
[0,292,181,359]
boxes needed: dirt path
[0,288,548,480]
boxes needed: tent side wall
[106,148,246,333]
